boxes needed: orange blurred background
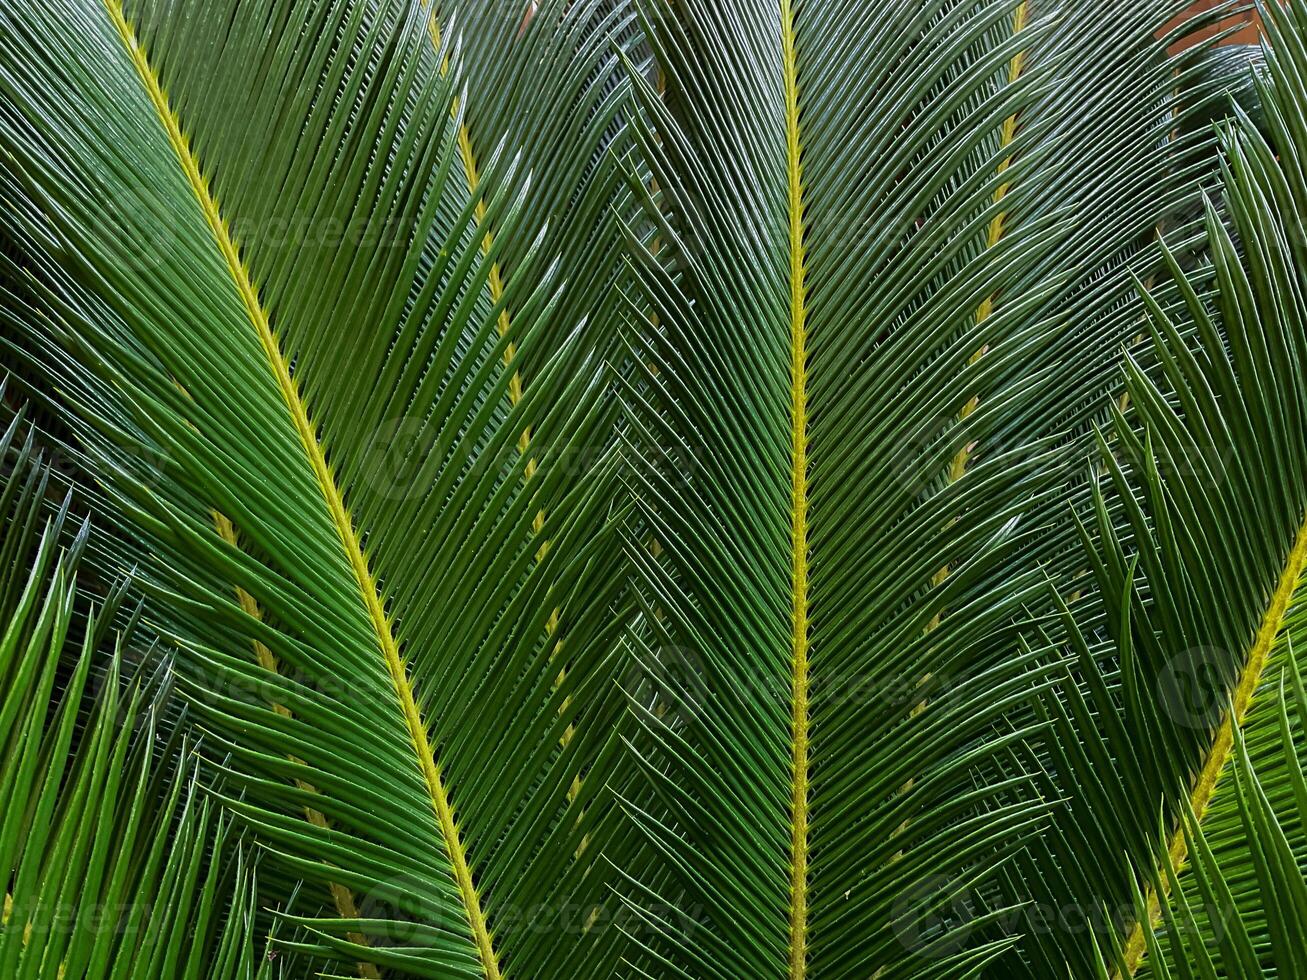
[1173,1,1262,47]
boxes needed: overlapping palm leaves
[2,0,1306,977]
[1009,3,1307,975]
[609,0,1279,976]
[1110,647,1307,979]
[1,0,640,975]
[0,415,276,978]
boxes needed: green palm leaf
[4,0,1304,976]
[608,0,1254,976]
[1126,654,1307,979]
[1091,645,1307,979]
[1,0,640,975]
[1013,3,1307,975]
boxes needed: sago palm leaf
[1001,3,1307,975]
[3,0,1301,977]
[608,0,1260,977]
[0,416,273,979]
[0,0,642,976]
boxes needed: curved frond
[0,0,639,975]
[1097,645,1307,978]
[996,4,1307,974]
[4,0,1303,976]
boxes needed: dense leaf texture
[0,0,639,975]
[0,423,269,980]
[4,0,1306,977]
[1020,2,1307,976]
[612,0,1255,976]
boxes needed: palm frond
[0,0,639,975]
[989,3,1307,973]
[5,0,1305,976]
[1095,645,1307,978]
[609,0,1249,976]
[1127,314,1307,967]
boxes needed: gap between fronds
[1120,517,1307,974]
[101,4,502,976]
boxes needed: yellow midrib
[900,2,1028,864]
[424,9,527,427]
[1122,516,1307,974]
[103,5,501,977]
[780,0,811,976]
